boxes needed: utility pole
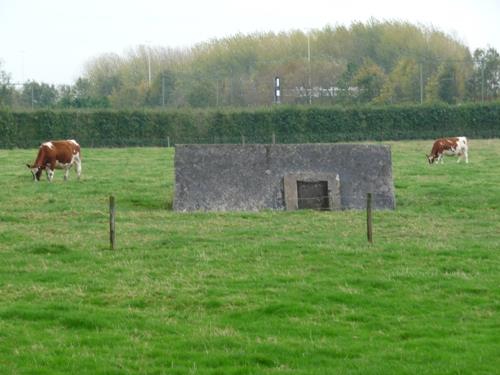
[481,63,485,103]
[162,73,165,107]
[215,79,219,107]
[419,63,424,104]
[147,47,151,87]
[145,42,152,87]
[20,50,24,83]
[307,32,312,105]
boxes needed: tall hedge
[0,104,499,148]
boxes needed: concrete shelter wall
[173,144,395,211]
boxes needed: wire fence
[5,128,499,150]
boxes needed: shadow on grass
[24,244,71,255]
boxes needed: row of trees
[0,73,109,109]
[1,20,500,109]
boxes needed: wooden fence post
[109,195,116,250]
[241,135,245,145]
[367,193,373,244]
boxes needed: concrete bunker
[173,144,395,211]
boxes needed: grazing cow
[26,139,82,182]
[427,136,469,164]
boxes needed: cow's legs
[46,162,57,182]
[46,167,55,182]
[456,151,468,163]
[64,167,71,181]
[75,156,82,180]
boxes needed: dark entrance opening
[297,180,329,210]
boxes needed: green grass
[0,140,499,374]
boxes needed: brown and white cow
[426,136,468,164]
[26,140,82,182]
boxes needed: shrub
[1,104,499,148]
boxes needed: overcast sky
[1,0,499,85]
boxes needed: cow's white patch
[69,139,79,146]
[74,152,82,179]
[47,169,54,182]
[458,137,469,163]
[55,160,72,169]
[42,141,54,149]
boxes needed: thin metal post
[167,136,170,148]
[367,193,373,244]
[109,196,116,250]
[272,132,276,144]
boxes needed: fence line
[3,130,499,149]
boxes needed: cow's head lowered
[26,163,44,181]
[426,153,438,164]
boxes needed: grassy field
[0,139,499,374]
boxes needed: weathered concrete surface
[173,144,395,211]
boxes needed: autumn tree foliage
[2,20,500,109]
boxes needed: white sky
[1,0,499,85]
